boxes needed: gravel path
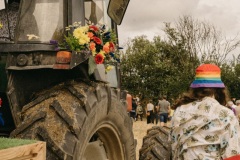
[132,118,156,159]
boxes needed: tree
[221,63,240,99]
[164,15,240,66]
[121,36,197,102]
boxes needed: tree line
[120,16,240,104]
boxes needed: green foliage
[63,34,86,52]
[221,64,240,99]
[235,64,240,77]
[121,36,198,101]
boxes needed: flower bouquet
[50,22,120,74]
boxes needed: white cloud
[194,0,240,37]
[118,0,240,47]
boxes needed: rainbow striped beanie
[190,64,225,88]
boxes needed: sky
[117,0,240,50]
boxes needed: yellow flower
[99,50,106,57]
[78,34,90,45]
[92,50,97,56]
[73,26,90,46]
[0,23,3,29]
[79,38,88,45]
[106,65,114,72]
[73,27,83,39]
[82,26,89,32]
[83,34,90,41]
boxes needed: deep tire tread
[37,127,66,159]
[50,100,80,137]
[21,90,59,113]
[10,111,46,137]
[139,126,171,160]
[65,85,85,105]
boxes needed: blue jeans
[130,111,136,119]
[160,113,168,123]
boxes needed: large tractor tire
[10,80,135,160]
[139,126,171,160]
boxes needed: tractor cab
[0,0,129,45]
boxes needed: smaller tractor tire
[139,126,171,160]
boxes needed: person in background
[232,97,236,105]
[130,96,137,121]
[136,102,143,121]
[235,100,240,121]
[155,97,162,125]
[154,99,159,125]
[146,100,154,124]
[168,108,174,121]
[158,95,170,127]
[136,95,140,103]
[227,101,237,115]
[170,64,240,160]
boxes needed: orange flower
[103,42,110,53]
[95,54,104,64]
[89,42,96,51]
[109,42,115,52]
[88,32,94,39]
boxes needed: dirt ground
[132,118,156,160]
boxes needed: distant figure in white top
[146,100,154,124]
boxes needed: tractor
[0,0,135,159]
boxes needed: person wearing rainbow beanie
[170,64,240,160]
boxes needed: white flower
[27,34,40,40]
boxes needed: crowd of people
[129,63,240,159]
[129,94,172,127]
[129,93,240,127]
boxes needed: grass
[0,137,37,150]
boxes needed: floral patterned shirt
[170,97,240,160]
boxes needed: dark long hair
[172,87,230,110]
